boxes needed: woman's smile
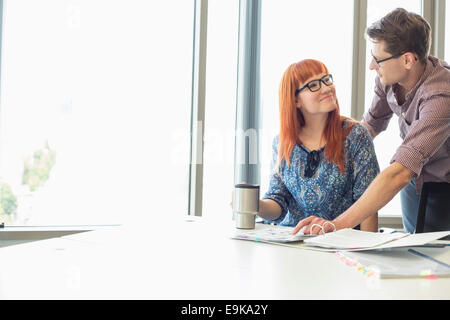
[319,94,333,102]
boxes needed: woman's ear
[295,97,302,109]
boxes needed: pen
[408,248,450,269]
[414,243,450,248]
[379,227,401,234]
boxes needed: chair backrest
[415,182,450,233]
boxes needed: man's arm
[293,162,414,234]
[361,75,393,138]
[360,212,378,232]
[332,162,415,230]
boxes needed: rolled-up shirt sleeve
[391,94,450,177]
[363,77,394,134]
[262,136,295,224]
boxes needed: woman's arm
[258,199,282,221]
[257,135,293,224]
[231,191,283,220]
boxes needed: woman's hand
[292,216,337,235]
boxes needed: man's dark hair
[366,8,431,63]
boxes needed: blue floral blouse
[262,122,380,227]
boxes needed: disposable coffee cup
[233,184,259,229]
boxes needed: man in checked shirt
[294,8,450,235]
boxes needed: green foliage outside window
[22,141,56,192]
[0,141,55,223]
[0,182,17,216]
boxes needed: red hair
[277,59,355,173]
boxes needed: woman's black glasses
[295,74,333,95]
[304,150,321,178]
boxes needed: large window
[0,0,194,226]
[0,1,447,227]
[259,0,354,197]
[202,0,239,220]
[364,0,422,216]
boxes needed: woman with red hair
[258,59,379,233]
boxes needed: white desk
[0,217,449,299]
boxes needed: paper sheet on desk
[303,228,408,250]
[371,231,450,250]
[303,229,450,251]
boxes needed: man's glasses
[295,74,333,95]
[371,51,406,66]
[304,150,321,178]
